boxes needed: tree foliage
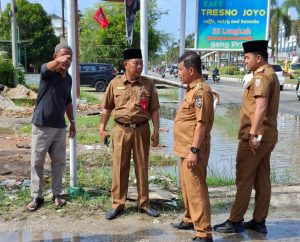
[79,0,169,70]
[283,0,300,46]
[0,0,58,71]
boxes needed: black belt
[115,119,148,128]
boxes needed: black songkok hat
[242,40,268,53]
[124,48,142,60]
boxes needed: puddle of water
[159,104,300,184]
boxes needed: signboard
[196,0,270,51]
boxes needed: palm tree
[283,0,300,46]
[269,6,292,61]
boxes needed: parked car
[202,65,209,80]
[79,63,118,92]
[169,64,178,75]
[270,64,285,91]
[288,63,300,79]
[242,64,285,91]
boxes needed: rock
[2,84,31,99]
[0,95,16,109]
[127,186,177,202]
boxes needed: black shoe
[243,219,267,234]
[105,208,124,220]
[213,219,245,233]
[171,220,194,230]
[192,237,213,242]
[138,207,160,217]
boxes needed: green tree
[0,0,58,72]
[269,6,292,61]
[283,0,300,46]
[79,0,168,70]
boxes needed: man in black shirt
[27,43,76,211]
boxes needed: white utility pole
[140,0,148,75]
[176,0,186,189]
[67,0,77,187]
[10,0,18,86]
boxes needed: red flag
[93,7,109,29]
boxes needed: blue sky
[0,0,297,41]
[0,0,195,40]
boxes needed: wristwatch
[191,147,200,153]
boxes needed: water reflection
[159,104,300,184]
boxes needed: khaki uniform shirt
[238,64,280,141]
[102,74,160,122]
[174,78,214,158]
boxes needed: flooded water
[159,103,300,184]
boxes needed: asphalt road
[150,72,300,116]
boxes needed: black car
[79,63,118,92]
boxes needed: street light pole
[10,0,18,86]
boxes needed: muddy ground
[1,101,300,241]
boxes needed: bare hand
[186,152,198,169]
[151,132,159,147]
[68,123,76,139]
[248,138,260,155]
[99,129,110,144]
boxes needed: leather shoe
[105,208,124,220]
[171,220,194,230]
[138,207,160,217]
[243,219,267,234]
[192,237,213,242]
[213,219,245,233]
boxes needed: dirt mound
[2,84,37,99]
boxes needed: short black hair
[252,51,268,61]
[178,51,202,74]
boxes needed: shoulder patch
[195,95,202,108]
[255,78,261,87]
[196,82,203,90]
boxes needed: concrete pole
[67,0,77,187]
[140,0,148,75]
[176,0,186,189]
[10,0,18,86]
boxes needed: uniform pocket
[114,90,129,106]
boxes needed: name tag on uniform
[117,86,125,90]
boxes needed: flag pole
[67,0,77,187]
[140,0,148,75]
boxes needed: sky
[0,0,298,41]
[0,0,196,40]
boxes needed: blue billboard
[197,0,270,50]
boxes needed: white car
[271,64,285,91]
[242,64,285,91]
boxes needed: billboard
[196,0,270,51]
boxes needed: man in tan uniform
[172,51,214,242]
[99,48,160,220]
[214,40,280,234]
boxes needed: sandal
[52,195,67,206]
[26,197,44,212]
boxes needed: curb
[220,77,297,89]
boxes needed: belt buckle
[130,123,136,128]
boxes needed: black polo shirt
[32,64,72,128]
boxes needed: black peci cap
[124,48,142,60]
[242,40,268,53]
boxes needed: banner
[125,0,140,46]
[93,7,109,29]
[197,0,270,51]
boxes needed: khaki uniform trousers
[230,140,277,223]
[111,122,150,210]
[31,124,66,198]
[181,143,212,239]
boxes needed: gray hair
[54,43,72,54]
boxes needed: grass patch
[12,99,36,107]
[79,92,100,104]
[214,113,239,138]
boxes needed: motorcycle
[213,75,220,83]
[173,69,178,78]
[160,69,165,78]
